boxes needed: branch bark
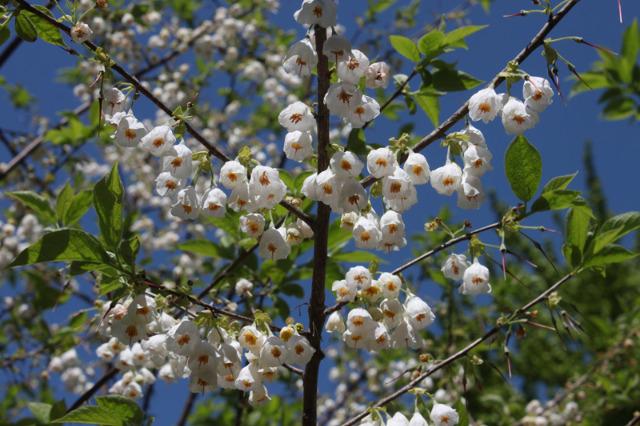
[302,25,331,426]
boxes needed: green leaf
[389,35,420,62]
[28,402,53,423]
[94,163,124,249]
[530,190,583,213]
[7,191,56,224]
[583,245,639,269]
[56,183,74,224]
[455,400,470,426]
[178,239,223,257]
[621,19,639,64]
[591,212,640,254]
[504,135,542,202]
[332,251,382,263]
[432,67,482,92]
[65,190,93,226]
[444,25,488,48]
[346,128,368,156]
[540,172,578,193]
[417,30,445,57]
[564,206,593,267]
[0,23,9,46]
[51,395,143,425]
[10,229,112,267]
[23,6,66,47]
[14,12,37,42]
[414,90,440,126]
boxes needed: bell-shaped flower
[366,322,390,352]
[114,114,146,148]
[301,172,318,200]
[367,147,397,178]
[140,125,176,156]
[346,95,380,128]
[343,329,368,349]
[501,96,539,135]
[284,130,313,162]
[345,265,372,289]
[387,412,410,426]
[461,259,492,295]
[283,38,318,77]
[403,151,430,185]
[463,144,492,176]
[250,166,287,210]
[315,168,341,208]
[457,173,484,210]
[347,308,376,334]
[441,254,469,281]
[238,325,266,353]
[380,298,404,329]
[330,151,364,178]
[294,0,337,28]
[523,76,554,113]
[338,180,368,213]
[219,160,247,190]
[155,172,182,198]
[468,87,504,123]
[234,364,260,391]
[278,101,315,132]
[325,83,362,117]
[259,336,287,368]
[331,279,357,303]
[405,295,435,330]
[188,340,218,372]
[379,272,402,299]
[258,227,291,260]
[461,123,487,147]
[322,35,352,63]
[430,403,460,426]
[365,62,391,89]
[325,311,346,334]
[162,142,193,179]
[228,182,253,212]
[240,213,265,238]
[409,411,429,426]
[168,320,199,356]
[382,168,413,201]
[285,334,315,365]
[383,184,417,213]
[170,187,200,220]
[71,22,93,43]
[111,311,147,345]
[430,161,462,196]
[337,49,369,83]
[360,280,383,303]
[352,215,382,249]
[200,187,227,217]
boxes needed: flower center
[125,129,137,139]
[270,347,282,358]
[513,115,526,124]
[313,5,323,17]
[177,334,190,346]
[290,113,304,124]
[442,177,455,186]
[171,157,183,168]
[478,102,492,113]
[338,89,352,104]
[259,171,271,186]
[152,138,164,148]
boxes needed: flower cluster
[93,291,313,403]
[326,267,435,351]
[48,349,95,395]
[468,76,554,135]
[359,403,459,426]
[0,214,42,269]
[441,254,492,296]
[520,399,581,426]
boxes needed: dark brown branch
[176,392,198,426]
[302,24,331,426]
[341,272,576,426]
[67,368,118,411]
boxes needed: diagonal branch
[340,272,576,426]
[359,0,582,190]
[9,0,315,228]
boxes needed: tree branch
[341,272,576,426]
[302,24,331,426]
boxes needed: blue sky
[1,0,639,424]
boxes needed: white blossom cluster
[441,253,492,296]
[369,404,459,426]
[521,399,582,426]
[468,76,554,135]
[0,214,42,269]
[91,291,313,403]
[326,267,435,351]
[48,349,95,395]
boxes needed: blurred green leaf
[505,135,542,202]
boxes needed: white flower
[285,335,315,365]
[278,101,315,132]
[380,210,406,251]
[325,311,346,333]
[430,161,463,196]
[403,151,430,185]
[301,173,318,200]
[441,254,469,281]
[457,173,484,210]
[141,125,176,156]
[461,259,492,295]
[404,295,435,330]
[346,95,380,128]
[382,168,412,201]
[365,62,391,89]
[259,336,287,368]
[331,279,357,303]
[250,166,287,210]
[330,151,364,178]
[387,412,410,426]
[378,272,402,299]
[353,215,381,249]
[468,87,504,123]
[338,180,368,213]
[240,213,265,238]
[294,0,337,28]
[167,320,199,356]
[104,87,126,118]
[315,168,340,208]
[322,35,352,63]
[238,325,265,353]
[219,161,247,190]
[170,187,200,220]
[380,298,404,329]
[523,76,554,113]
[383,184,417,213]
[200,187,227,217]
[360,280,383,303]
[258,227,290,260]
[461,123,487,147]
[162,142,193,179]
[283,131,313,162]
[430,403,459,426]
[113,114,146,148]
[71,22,93,43]
[155,172,182,198]
[409,412,429,426]
[501,97,539,135]
[366,147,397,178]
[337,49,369,84]
[283,38,318,77]
[228,182,253,212]
[188,340,218,371]
[463,144,493,176]
[235,364,259,391]
[345,266,372,289]
[325,83,362,117]
[346,308,376,333]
